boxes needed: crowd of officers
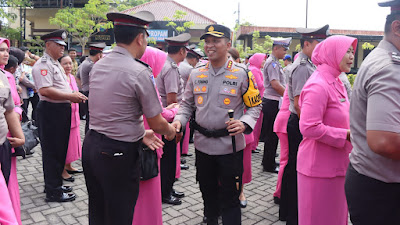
[0,0,399,224]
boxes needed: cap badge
[208,26,214,32]
[61,32,67,39]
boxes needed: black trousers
[196,149,243,225]
[261,98,280,171]
[0,140,12,185]
[82,91,89,134]
[279,113,302,224]
[160,136,177,198]
[36,101,71,196]
[82,130,141,225]
[21,93,39,122]
[345,163,400,225]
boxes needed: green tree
[236,31,273,58]
[0,0,30,43]
[23,36,45,55]
[116,0,151,11]
[362,42,375,50]
[163,10,194,35]
[49,0,113,53]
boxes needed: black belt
[192,121,229,138]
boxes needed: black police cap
[165,33,191,48]
[200,24,231,40]
[296,24,330,40]
[107,11,154,30]
[41,29,67,46]
[379,0,400,12]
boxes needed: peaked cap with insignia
[271,37,292,50]
[89,42,106,51]
[107,11,155,35]
[165,33,191,49]
[296,24,330,41]
[379,0,400,12]
[200,24,231,40]
[41,29,67,46]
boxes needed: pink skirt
[132,158,163,225]
[181,123,190,155]
[249,112,263,150]
[274,132,289,198]
[65,126,82,164]
[175,144,181,179]
[297,172,348,225]
[0,169,18,225]
[242,145,252,184]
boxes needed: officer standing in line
[76,42,105,133]
[261,37,291,173]
[32,30,88,202]
[172,24,262,225]
[82,12,176,225]
[279,25,329,224]
[345,1,400,224]
[156,33,191,205]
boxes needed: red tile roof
[237,26,384,38]
[122,0,216,24]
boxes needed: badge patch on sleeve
[243,71,262,107]
[197,96,204,104]
[41,69,48,76]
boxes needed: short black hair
[385,13,400,34]
[300,38,316,49]
[89,49,102,56]
[167,46,185,54]
[68,48,77,53]
[5,55,18,70]
[114,26,146,45]
[186,52,199,59]
[19,46,29,52]
[79,55,87,64]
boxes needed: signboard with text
[148,29,169,42]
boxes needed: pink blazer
[297,67,352,178]
[273,88,290,134]
[68,74,80,128]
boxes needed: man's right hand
[164,123,177,141]
[69,92,88,103]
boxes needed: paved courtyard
[17,121,287,225]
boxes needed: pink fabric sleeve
[251,69,265,98]
[299,82,348,149]
[161,107,178,123]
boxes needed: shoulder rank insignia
[272,62,277,68]
[198,68,208,72]
[227,60,233,70]
[228,68,240,73]
[171,62,178,68]
[391,52,400,64]
[41,56,47,62]
[300,58,307,65]
[243,71,262,107]
[197,74,208,79]
[225,74,238,80]
[40,69,48,76]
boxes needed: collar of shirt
[379,39,400,54]
[112,46,135,59]
[208,59,230,76]
[270,54,278,62]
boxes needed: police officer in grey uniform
[156,33,191,205]
[261,37,291,173]
[32,30,88,202]
[76,42,105,133]
[82,12,176,225]
[345,1,400,224]
[172,24,262,225]
[279,25,329,224]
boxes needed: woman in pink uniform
[272,88,290,203]
[297,35,356,225]
[59,55,82,182]
[248,53,266,152]
[132,46,179,225]
[0,38,26,225]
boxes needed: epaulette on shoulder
[390,52,400,64]
[195,62,206,69]
[171,61,178,68]
[299,58,307,65]
[135,58,150,68]
[41,55,48,63]
[196,62,209,72]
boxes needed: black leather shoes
[162,195,182,205]
[45,192,76,202]
[181,158,187,164]
[274,196,280,205]
[182,153,193,157]
[172,190,185,198]
[252,149,260,153]
[180,164,189,170]
[240,199,248,208]
[66,169,83,174]
[44,185,73,193]
[263,167,279,174]
[63,176,75,182]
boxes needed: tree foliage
[49,0,113,52]
[0,0,30,43]
[23,36,45,55]
[116,0,151,11]
[236,30,273,58]
[163,10,194,35]
[362,42,375,50]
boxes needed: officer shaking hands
[172,24,261,225]
[32,30,87,203]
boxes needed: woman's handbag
[140,146,158,181]
[13,121,40,159]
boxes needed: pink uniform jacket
[297,36,357,178]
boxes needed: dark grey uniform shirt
[286,52,316,115]
[32,52,72,103]
[76,57,94,92]
[156,56,184,107]
[174,60,262,155]
[88,46,162,142]
[350,40,400,183]
[263,54,286,100]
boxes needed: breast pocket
[218,86,238,109]
[194,85,208,107]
